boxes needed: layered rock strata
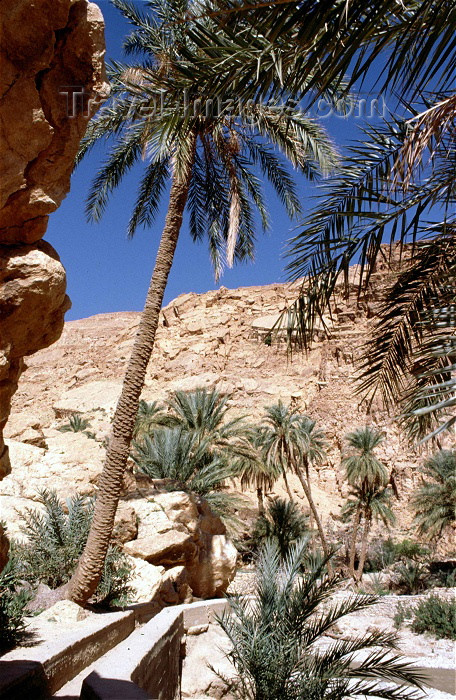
[0,0,108,483]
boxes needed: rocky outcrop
[0,0,108,484]
[124,490,238,600]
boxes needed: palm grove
[67,0,455,600]
[4,0,454,690]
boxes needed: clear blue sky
[46,1,387,321]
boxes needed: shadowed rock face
[0,0,108,485]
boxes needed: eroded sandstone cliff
[0,0,108,486]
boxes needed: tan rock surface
[3,266,434,546]
[126,556,165,603]
[124,530,197,566]
[1,257,450,590]
[112,502,138,544]
[121,490,238,599]
[187,534,238,599]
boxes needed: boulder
[4,413,47,449]
[27,583,71,613]
[53,380,123,418]
[187,534,238,599]
[123,490,237,599]
[124,530,197,566]
[158,566,192,605]
[152,491,200,533]
[34,598,88,623]
[113,503,138,544]
[126,557,165,604]
[2,434,104,501]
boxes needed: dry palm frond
[394,93,456,190]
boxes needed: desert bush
[364,538,397,572]
[396,561,428,594]
[133,427,240,518]
[411,595,456,640]
[430,567,456,588]
[58,413,91,433]
[365,538,430,573]
[393,601,414,630]
[215,539,424,699]
[0,545,32,653]
[13,490,133,607]
[394,560,430,595]
[252,498,309,560]
[393,539,430,561]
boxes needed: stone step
[0,609,136,700]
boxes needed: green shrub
[93,545,134,608]
[393,601,414,629]
[58,414,92,435]
[215,540,423,699]
[411,595,456,640]
[133,428,238,518]
[365,537,429,573]
[429,560,456,588]
[432,568,456,588]
[13,490,134,608]
[364,538,397,572]
[252,498,308,560]
[393,539,430,561]
[394,560,430,595]
[0,554,32,653]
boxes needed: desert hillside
[1,254,429,546]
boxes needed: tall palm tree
[343,427,389,491]
[296,416,326,534]
[67,0,337,604]
[342,485,396,582]
[259,402,331,565]
[411,449,456,540]
[238,426,281,515]
[342,427,390,580]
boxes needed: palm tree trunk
[304,457,315,552]
[348,504,362,580]
[257,486,265,516]
[282,470,294,502]
[295,468,333,575]
[67,137,196,605]
[355,511,371,582]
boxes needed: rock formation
[124,490,238,601]
[0,0,108,484]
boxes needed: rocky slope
[3,258,431,542]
